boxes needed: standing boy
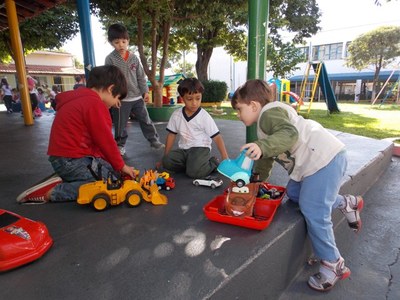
[162,78,228,178]
[16,65,137,204]
[105,23,164,156]
[231,79,363,292]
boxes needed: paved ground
[279,156,400,300]
[0,108,398,299]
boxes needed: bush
[202,80,228,103]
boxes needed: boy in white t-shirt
[161,78,228,178]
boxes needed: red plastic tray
[203,184,286,230]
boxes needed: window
[312,43,343,61]
[297,46,309,61]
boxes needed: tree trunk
[150,80,163,108]
[196,45,213,82]
[371,66,381,102]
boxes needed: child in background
[105,23,164,156]
[231,79,363,292]
[1,78,13,113]
[161,78,229,178]
[16,65,137,204]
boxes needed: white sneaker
[119,146,126,156]
[308,257,351,292]
[150,141,165,150]
[340,195,364,232]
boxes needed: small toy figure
[156,172,175,191]
[225,182,260,217]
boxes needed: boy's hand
[121,164,138,178]
[113,99,122,109]
[143,93,149,103]
[241,143,262,160]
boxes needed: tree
[345,26,400,100]
[173,0,321,81]
[0,3,79,62]
[266,41,304,78]
[92,0,175,108]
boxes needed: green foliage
[202,80,228,103]
[0,3,79,61]
[346,26,400,71]
[266,41,303,78]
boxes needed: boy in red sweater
[17,65,137,204]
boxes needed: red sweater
[47,88,124,171]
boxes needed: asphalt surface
[279,156,400,300]
[0,108,398,299]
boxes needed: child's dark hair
[1,78,9,88]
[107,23,129,43]
[87,65,127,100]
[177,78,204,97]
[231,79,274,109]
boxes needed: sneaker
[16,175,62,204]
[119,146,126,156]
[308,257,351,292]
[150,141,165,150]
[340,195,364,232]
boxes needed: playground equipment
[299,62,340,114]
[372,69,400,106]
[268,78,302,108]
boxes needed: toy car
[217,149,254,187]
[156,172,176,191]
[0,209,53,272]
[77,170,167,211]
[193,176,223,189]
[225,182,260,217]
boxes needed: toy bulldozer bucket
[149,184,168,205]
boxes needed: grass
[205,101,400,140]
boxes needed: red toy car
[0,209,53,272]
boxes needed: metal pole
[246,0,269,142]
[76,0,96,78]
[5,0,34,125]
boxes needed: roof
[289,70,400,82]
[147,73,186,87]
[0,63,84,75]
[0,0,66,32]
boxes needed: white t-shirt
[166,107,220,150]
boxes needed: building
[289,41,400,101]
[0,50,84,92]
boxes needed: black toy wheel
[91,194,110,211]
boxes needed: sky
[62,0,400,66]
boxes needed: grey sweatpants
[162,147,218,178]
[111,99,160,147]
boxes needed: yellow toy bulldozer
[77,167,167,212]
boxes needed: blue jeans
[49,156,114,202]
[286,151,347,261]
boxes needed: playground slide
[312,63,340,113]
[281,91,303,105]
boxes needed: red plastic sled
[0,209,53,272]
